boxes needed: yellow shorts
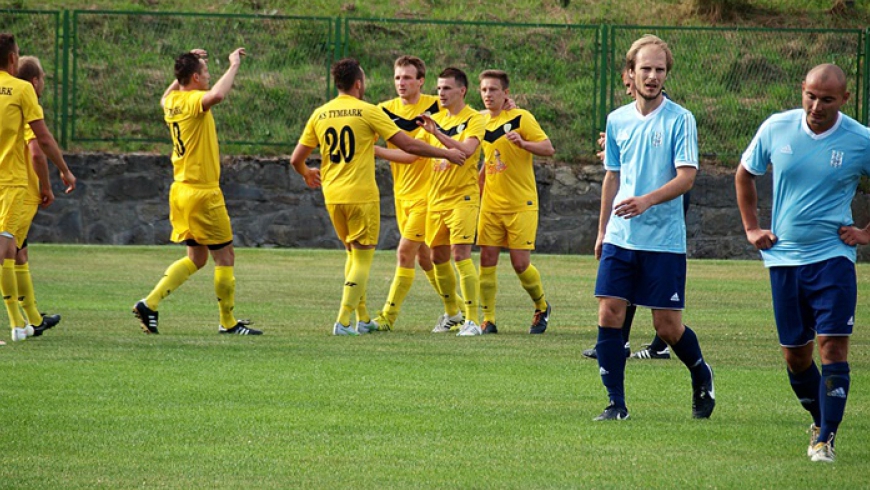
[169,182,233,245]
[395,198,428,242]
[327,202,380,246]
[0,186,28,245]
[9,201,39,248]
[426,205,479,247]
[477,209,538,250]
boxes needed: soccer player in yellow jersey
[477,70,554,335]
[370,56,447,332]
[290,58,465,336]
[15,55,77,337]
[133,47,263,336]
[0,34,72,343]
[413,67,486,336]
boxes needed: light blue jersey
[741,109,870,267]
[603,98,699,253]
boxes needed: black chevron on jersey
[381,102,442,132]
[438,117,474,137]
[484,115,523,143]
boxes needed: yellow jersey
[0,71,43,187]
[299,94,400,204]
[163,90,220,186]
[23,124,41,205]
[378,94,441,201]
[481,108,549,213]
[418,105,484,211]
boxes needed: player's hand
[229,48,246,66]
[417,114,438,134]
[303,167,321,189]
[594,233,605,260]
[444,148,466,166]
[745,228,777,250]
[505,131,525,149]
[190,49,208,60]
[60,170,76,193]
[614,195,652,219]
[504,97,518,110]
[40,187,55,208]
[597,131,606,149]
[596,150,605,162]
[838,225,870,246]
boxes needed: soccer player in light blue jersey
[592,35,715,422]
[736,64,870,463]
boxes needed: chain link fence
[343,18,601,161]
[2,11,868,161]
[0,9,62,137]
[69,11,334,152]
[608,26,864,158]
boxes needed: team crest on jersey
[830,150,844,169]
[651,131,663,147]
[455,123,466,134]
[503,123,512,133]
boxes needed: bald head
[805,64,847,93]
[802,63,850,134]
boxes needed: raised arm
[375,145,418,164]
[505,132,555,157]
[416,114,480,156]
[202,48,246,111]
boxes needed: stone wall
[31,153,870,261]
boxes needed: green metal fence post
[863,28,869,124]
[61,10,70,149]
[598,25,609,135]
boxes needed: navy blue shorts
[770,256,856,347]
[594,243,686,310]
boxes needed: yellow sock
[343,250,372,322]
[479,265,498,323]
[1,259,25,328]
[337,248,375,326]
[214,266,237,329]
[518,264,547,311]
[15,263,41,325]
[383,267,415,322]
[456,258,479,324]
[433,261,461,317]
[145,257,198,310]
[423,267,440,296]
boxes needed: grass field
[1,244,868,488]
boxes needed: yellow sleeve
[21,84,44,124]
[298,111,320,148]
[520,110,548,143]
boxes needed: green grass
[1,244,868,488]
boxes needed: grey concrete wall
[30,153,870,261]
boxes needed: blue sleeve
[673,112,699,167]
[604,116,620,172]
[740,118,772,176]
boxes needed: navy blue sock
[819,362,850,444]
[648,334,668,352]
[670,326,710,388]
[787,361,821,428]
[596,326,627,408]
[621,305,636,344]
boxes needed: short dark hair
[479,70,509,90]
[16,56,43,82]
[332,58,363,92]
[438,67,468,89]
[174,52,203,86]
[0,33,16,69]
[394,55,426,79]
